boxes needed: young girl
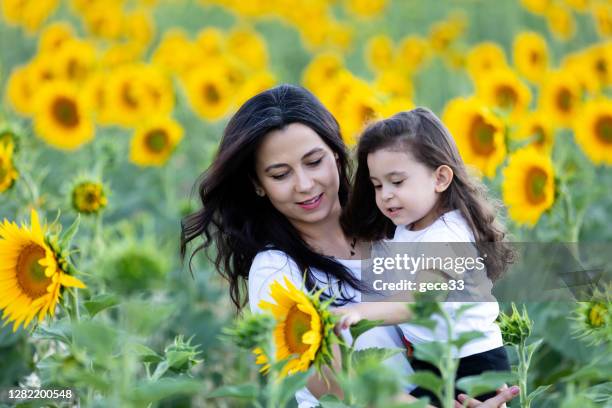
[337,107,514,404]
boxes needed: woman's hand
[453,385,519,408]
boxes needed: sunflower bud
[497,303,532,346]
[164,335,203,373]
[223,311,275,350]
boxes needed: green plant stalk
[439,307,458,408]
[516,341,529,408]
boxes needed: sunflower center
[144,129,169,153]
[468,115,496,155]
[202,84,220,104]
[359,105,376,124]
[16,244,52,298]
[52,96,80,128]
[495,85,518,109]
[284,305,312,354]
[595,58,607,77]
[532,125,546,147]
[530,50,540,65]
[121,83,139,108]
[525,167,548,205]
[555,88,573,113]
[594,115,612,144]
[587,303,606,328]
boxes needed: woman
[180,84,516,408]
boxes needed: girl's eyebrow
[264,147,325,172]
[385,171,408,177]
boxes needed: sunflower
[573,99,612,166]
[71,180,108,214]
[302,53,344,92]
[428,14,466,53]
[539,70,582,127]
[546,4,576,40]
[374,69,413,99]
[364,34,395,72]
[81,2,123,40]
[502,146,555,226]
[582,44,612,93]
[33,81,94,150]
[0,141,19,193]
[258,276,337,378]
[0,209,86,332]
[344,0,387,18]
[252,347,271,374]
[520,0,550,14]
[129,117,183,167]
[52,39,97,83]
[571,285,612,346]
[380,96,415,119]
[38,22,75,53]
[151,29,199,75]
[227,27,268,71]
[592,2,612,38]
[235,70,276,107]
[6,65,37,115]
[513,111,555,153]
[183,66,233,121]
[466,42,508,80]
[196,27,225,59]
[513,31,549,83]
[396,35,429,72]
[442,97,507,178]
[475,68,531,120]
[121,8,155,50]
[338,80,382,147]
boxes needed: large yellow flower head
[33,81,95,151]
[513,31,549,83]
[520,0,550,14]
[546,4,576,41]
[442,97,507,178]
[466,42,508,80]
[344,0,387,18]
[71,180,108,215]
[396,35,429,73]
[302,53,345,92]
[38,22,75,54]
[0,209,86,332]
[338,80,382,147]
[502,146,555,226]
[364,34,395,73]
[573,99,612,166]
[51,38,97,83]
[130,117,184,167]
[539,70,582,128]
[0,141,19,193]
[227,27,269,71]
[513,111,555,153]
[592,2,612,38]
[258,276,337,378]
[183,66,233,121]
[475,68,532,121]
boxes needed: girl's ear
[250,177,266,197]
[434,165,453,193]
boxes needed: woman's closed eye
[392,180,404,186]
[271,172,289,180]
[372,184,382,190]
[306,157,323,167]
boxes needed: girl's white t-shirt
[249,249,415,408]
[391,210,503,358]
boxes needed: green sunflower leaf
[83,293,119,318]
[349,319,384,345]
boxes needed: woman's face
[254,122,342,231]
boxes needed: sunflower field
[0,0,611,407]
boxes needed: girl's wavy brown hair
[341,107,514,280]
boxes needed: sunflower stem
[70,288,80,323]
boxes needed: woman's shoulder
[248,249,304,313]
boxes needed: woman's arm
[333,301,412,329]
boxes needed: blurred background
[0,0,611,406]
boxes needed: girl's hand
[453,385,519,408]
[331,307,363,333]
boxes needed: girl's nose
[295,169,315,193]
[382,185,394,200]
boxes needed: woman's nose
[294,169,315,192]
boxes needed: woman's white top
[391,210,503,358]
[249,250,414,408]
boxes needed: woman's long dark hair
[181,84,366,309]
[342,107,514,280]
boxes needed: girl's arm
[333,301,412,329]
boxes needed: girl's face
[367,148,442,230]
[254,123,342,231]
